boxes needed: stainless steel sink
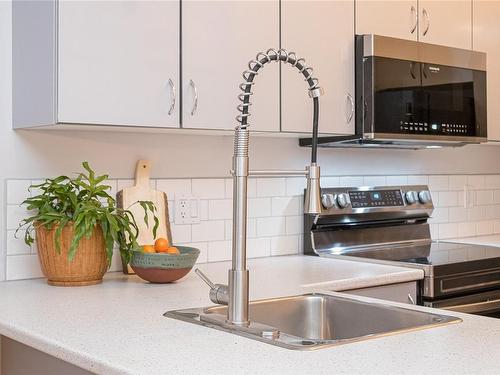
[165,293,461,350]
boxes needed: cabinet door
[182,1,279,131]
[356,0,418,41]
[58,1,180,127]
[418,0,471,49]
[474,1,500,141]
[281,0,355,134]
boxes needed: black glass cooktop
[332,241,500,276]
[344,241,500,265]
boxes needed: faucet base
[228,269,249,325]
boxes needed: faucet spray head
[304,163,322,215]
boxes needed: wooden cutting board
[116,160,172,274]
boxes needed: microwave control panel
[400,121,472,136]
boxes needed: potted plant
[16,162,158,286]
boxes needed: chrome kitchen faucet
[196,48,323,326]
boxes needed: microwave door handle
[442,298,500,314]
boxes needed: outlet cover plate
[175,194,200,225]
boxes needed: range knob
[321,193,336,209]
[336,193,350,209]
[405,191,418,205]
[418,190,432,204]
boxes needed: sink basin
[165,293,461,350]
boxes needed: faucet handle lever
[194,268,229,306]
[195,269,215,289]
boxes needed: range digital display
[349,190,404,208]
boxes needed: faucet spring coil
[235,48,322,129]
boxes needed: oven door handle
[443,298,500,314]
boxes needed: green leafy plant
[16,162,159,265]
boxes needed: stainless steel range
[304,185,500,318]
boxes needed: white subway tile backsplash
[6,230,31,255]
[363,176,386,186]
[485,175,500,189]
[207,240,231,262]
[439,223,458,239]
[458,222,477,238]
[494,190,500,204]
[271,197,300,217]
[256,178,286,197]
[199,200,209,221]
[248,198,272,218]
[256,217,286,237]
[192,179,225,199]
[286,216,303,235]
[467,175,485,189]
[476,190,494,206]
[449,207,467,223]
[477,221,494,236]
[157,179,191,199]
[407,175,429,185]
[339,176,363,187]
[448,175,467,190]
[208,199,232,220]
[429,208,448,224]
[191,220,225,242]
[271,235,299,256]
[6,173,500,281]
[320,176,341,187]
[437,192,458,207]
[6,205,31,231]
[170,224,192,244]
[7,180,31,204]
[247,238,271,258]
[6,255,44,280]
[285,177,306,197]
[428,175,449,191]
[386,176,408,185]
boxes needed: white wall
[2,2,500,280]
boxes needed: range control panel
[349,189,404,208]
[319,185,433,212]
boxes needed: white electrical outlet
[175,194,200,224]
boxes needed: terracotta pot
[35,223,108,286]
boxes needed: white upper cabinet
[182,1,280,131]
[418,0,472,49]
[356,1,418,41]
[58,1,180,127]
[281,0,355,135]
[473,1,500,141]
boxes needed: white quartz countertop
[0,255,499,375]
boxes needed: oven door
[424,289,500,318]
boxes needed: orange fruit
[166,246,180,255]
[154,238,170,253]
[142,245,156,253]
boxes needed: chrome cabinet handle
[422,8,430,36]
[345,93,354,124]
[189,79,198,116]
[167,78,175,115]
[408,294,416,305]
[410,5,418,34]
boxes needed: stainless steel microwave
[301,34,487,149]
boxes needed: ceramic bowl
[130,246,200,283]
